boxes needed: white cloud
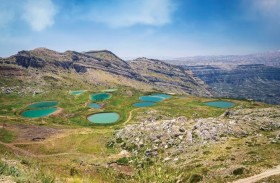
[22,0,57,31]
[88,0,176,27]
[249,0,280,19]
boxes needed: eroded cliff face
[186,64,280,104]
[165,51,280,104]
[0,48,212,97]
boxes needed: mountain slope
[187,64,280,104]
[0,48,211,96]
[166,51,280,104]
[128,57,212,96]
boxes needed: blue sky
[0,0,280,58]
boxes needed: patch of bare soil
[1,123,63,143]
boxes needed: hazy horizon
[1,0,280,58]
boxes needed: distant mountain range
[167,51,280,69]
[0,48,211,97]
[166,51,280,104]
[1,48,279,104]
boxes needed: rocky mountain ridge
[0,48,211,96]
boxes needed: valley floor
[0,88,279,183]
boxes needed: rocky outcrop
[112,107,280,157]
[128,58,212,96]
[73,64,87,73]
[15,55,45,68]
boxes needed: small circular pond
[21,107,58,118]
[87,103,101,109]
[91,93,111,101]
[70,90,85,95]
[87,112,120,124]
[139,96,164,102]
[133,101,155,107]
[204,101,235,108]
[27,101,58,109]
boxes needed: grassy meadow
[0,85,275,182]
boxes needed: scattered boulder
[112,107,280,158]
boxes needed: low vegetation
[0,83,278,183]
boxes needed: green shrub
[70,167,78,176]
[0,162,20,177]
[189,174,203,183]
[116,157,130,165]
[233,167,245,175]
[40,175,55,183]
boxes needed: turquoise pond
[91,93,111,101]
[27,101,58,109]
[21,107,57,118]
[87,112,120,124]
[102,89,117,92]
[139,94,171,102]
[204,101,235,108]
[151,94,171,99]
[139,96,164,102]
[133,102,155,107]
[70,90,85,95]
[88,103,101,109]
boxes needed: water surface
[151,94,171,99]
[88,103,101,109]
[70,90,85,95]
[204,101,235,108]
[87,112,119,124]
[22,107,58,118]
[139,96,164,102]
[102,89,117,92]
[91,93,111,101]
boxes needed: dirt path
[123,108,139,125]
[232,165,280,183]
[0,141,36,157]
[0,116,18,120]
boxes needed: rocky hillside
[166,51,280,104]
[128,58,212,96]
[111,107,280,181]
[186,64,280,104]
[0,48,211,96]
[113,107,280,157]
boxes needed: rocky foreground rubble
[112,107,280,157]
[0,86,44,96]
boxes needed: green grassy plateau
[0,85,278,183]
